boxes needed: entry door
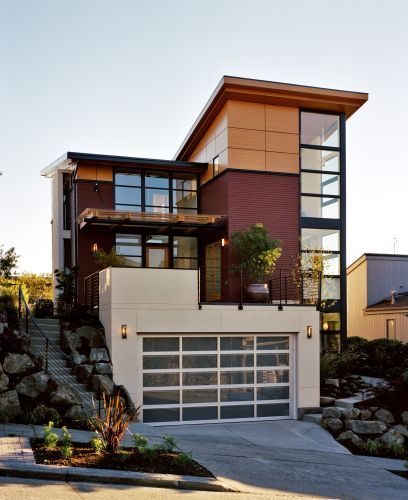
[205,242,221,301]
[146,245,169,268]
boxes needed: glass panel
[301,172,339,196]
[147,247,167,268]
[183,406,217,421]
[143,355,179,370]
[172,173,197,191]
[173,258,198,270]
[221,354,254,368]
[302,253,340,275]
[321,332,341,352]
[143,373,179,387]
[257,353,289,367]
[220,336,254,351]
[301,228,340,252]
[220,371,254,385]
[321,312,341,332]
[183,389,218,404]
[257,403,289,417]
[182,337,217,351]
[322,277,341,299]
[173,236,197,259]
[182,354,217,369]
[221,388,254,402]
[145,172,169,189]
[173,191,197,213]
[256,337,289,350]
[301,196,340,219]
[301,112,339,148]
[221,405,254,419]
[301,148,339,172]
[143,390,179,405]
[115,186,141,206]
[146,235,169,244]
[143,337,179,352]
[120,256,142,267]
[257,387,290,401]
[143,408,179,423]
[116,234,142,257]
[182,372,217,386]
[257,370,289,384]
[145,205,169,214]
[115,204,141,212]
[145,188,169,209]
[115,172,141,186]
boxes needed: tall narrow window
[386,319,396,340]
[213,156,219,177]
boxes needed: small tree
[0,246,18,278]
[230,223,282,283]
[92,247,126,269]
[54,266,78,310]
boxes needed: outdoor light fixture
[323,321,329,331]
[221,238,226,247]
[92,243,98,252]
[121,324,128,339]
[307,325,313,339]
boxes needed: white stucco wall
[99,267,320,416]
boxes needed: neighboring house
[347,253,408,342]
[41,76,367,424]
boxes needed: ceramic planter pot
[246,283,269,302]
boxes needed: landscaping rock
[325,417,343,431]
[74,364,94,382]
[369,406,379,413]
[360,409,372,420]
[337,430,365,448]
[3,353,34,375]
[91,374,114,396]
[94,363,113,376]
[350,420,387,435]
[379,429,404,448]
[0,390,21,416]
[77,326,105,348]
[62,331,82,352]
[89,348,110,363]
[340,407,361,420]
[322,407,342,418]
[16,371,49,398]
[392,425,408,438]
[33,404,60,424]
[50,383,79,408]
[71,351,88,365]
[320,396,335,406]
[401,412,408,425]
[325,378,340,388]
[0,368,9,392]
[375,408,394,424]
[64,404,87,422]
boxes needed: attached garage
[140,334,295,424]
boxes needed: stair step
[34,318,60,325]
[303,413,323,424]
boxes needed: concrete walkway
[0,422,407,499]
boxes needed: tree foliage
[54,266,78,309]
[230,223,282,283]
[92,247,126,269]
[0,246,18,278]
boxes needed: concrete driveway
[128,420,408,499]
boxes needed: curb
[0,463,237,493]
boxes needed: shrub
[90,437,106,454]
[43,421,59,450]
[389,442,406,459]
[133,433,149,453]
[59,426,73,459]
[160,435,177,452]
[34,299,54,318]
[360,439,383,456]
[174,451,193,467]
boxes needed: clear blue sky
[1,0,407,273]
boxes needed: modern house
[347,253,408,343]
[41,76,367,424]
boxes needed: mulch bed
[30,439,212,477]
[389,470,408,480]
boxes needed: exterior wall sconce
[121,324,128,339]
[221,238,226,247]
[92,243,98,252]
[323,321,329,331]
[307,325,313,339]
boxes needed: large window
[115,170,197,214]
[116,234,142,267]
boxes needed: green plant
[360,439,383,456]
[389,442,406,459]
[230,223,281,283]
[43,421,59,450]
[54,266,78,311]
[33,299,54,318]
[133,433,149,453]
[89,393,138,454]
[90,437,106,454]
[92,247,126,270]
[0,409,10,424]
[174,451,193,467]
[160,435,177,452]
[0,246,18,278]
[320,352,337,379]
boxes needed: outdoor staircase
[27,317,105,418]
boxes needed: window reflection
[301,112,339,148]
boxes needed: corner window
[300,112,339,148]
[212,156,219,177]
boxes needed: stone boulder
[89,348,110,363]
[33,404,60,424]
[77,326,105,349]
[16,371,50,398]
[325,378,340,388]
[0,366,9,392]
[94,363,113,376]
[74,364,94,382]
[91,374,114,397]
[71,351,88,365]
[0,390,21,416]
[340,407,361,420]
[64,405,87,422]
[375,408,394,425]
[62,331,82,352]
[50,383,79,408]
[2,328,31,353]
[350,420,387,435]
[401,412,408,425]
[322,407,342,418]
[360,409,372,420]
[324,417,343,431]
[320,396,335,406]
[379,429,404,448]
[3,353,34,375]
[337,430,365,448]
[392,425,408,438]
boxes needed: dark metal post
[278,270,283,310]
[198,266,202,310]
[238,269,243,310]
[45,339,49,373]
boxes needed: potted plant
[230,223,282,302]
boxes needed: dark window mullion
[301,193,341,199]
[141,173,146,211]
[169,173,173,214]
[300,144,340,152]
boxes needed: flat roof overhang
[175,75,369,161]
[77,208,227,231]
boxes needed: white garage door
[141,334,294,424]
